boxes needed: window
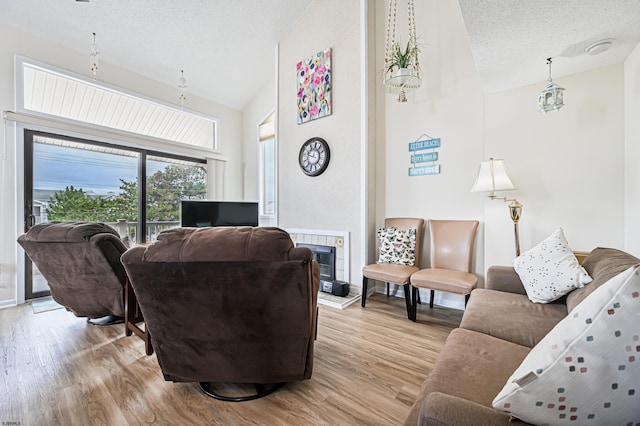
[24,130,207,299]
[16,58,215,300]
[258,113,276,218]
[19,58,218,151]
[145,155,207,240]
[27,131,206,243]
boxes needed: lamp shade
[471,158,515,195]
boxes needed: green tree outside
[46,165,206,222]
[46,185,115,221]
[146,164,206,221]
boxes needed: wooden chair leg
[125,278,153,355]
[429,290,435,308]
[361,276,368,307]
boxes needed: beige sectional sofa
[403,247,640,426]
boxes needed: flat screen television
[181,201,259,227]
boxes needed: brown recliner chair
[17,221,128,325]
[121,226,320,401]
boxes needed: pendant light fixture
[89,32,99,80]
[178,70,187,108]
[537,58,565,114]
[383,0,421,103]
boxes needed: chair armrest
[485,266,527,295]
[120,245,145,265]
[419,392,522,426]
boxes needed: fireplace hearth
[287,228,358,309]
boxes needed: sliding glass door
[24,132,139,298]
[23,130,206,299]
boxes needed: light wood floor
[0,294,462,426]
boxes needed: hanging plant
[385,41,420,73]
[383,0,422,102]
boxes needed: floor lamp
[471,158,523,257]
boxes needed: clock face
[299,137,330,176]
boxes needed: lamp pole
[508,199,523,256]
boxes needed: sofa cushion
[566,247,640,312]
[486,265,527,295]
[403,328,530,426]
[377,226,416,266]
[493,265,640,425]
[460,289,567,348]
[513,228,592,303]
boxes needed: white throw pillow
[493,264,640,425]
[513,228,592,303]
[376,227,416,266]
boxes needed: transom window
[19,58,218,151]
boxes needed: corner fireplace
[296,243,336,282]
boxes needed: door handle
[26,214,36,230]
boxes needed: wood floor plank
[0,294,462,425]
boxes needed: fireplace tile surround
[286,228,359,309]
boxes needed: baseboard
[374,285,465,311]
[0,299,17,310]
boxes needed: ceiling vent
[584,39,615,56]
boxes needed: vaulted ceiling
[0,0,638,111]
[0,0,313,110]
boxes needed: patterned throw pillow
[376,227,416,266]
[513,228,592,303]
[493,264,640,425]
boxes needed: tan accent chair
[121,226,320,401]
[361,218,424,320]
[409,220,479,321]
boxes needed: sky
[33,142,170,197]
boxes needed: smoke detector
[584,39,615,56]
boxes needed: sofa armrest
[419,392,525,426]
[485,266,527,295]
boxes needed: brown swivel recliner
[121,226,320,401]
[17,221,128,325]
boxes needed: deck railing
[106,219,180,243]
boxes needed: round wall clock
[299,137,330,176]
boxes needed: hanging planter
[394,67,411,85]
[383,0,421,102]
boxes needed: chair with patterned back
[361,217,424,319]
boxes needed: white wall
[484,65,626,268]
[237,1,637,312]
[277,0,363,285]
[375,0,485,308]
[0,22,243,305]
[624,43,640,257]
[374,1,629,310]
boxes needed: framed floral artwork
[297,48,332,124]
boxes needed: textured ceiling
[0,0,313,110]
[458,0,640,93]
